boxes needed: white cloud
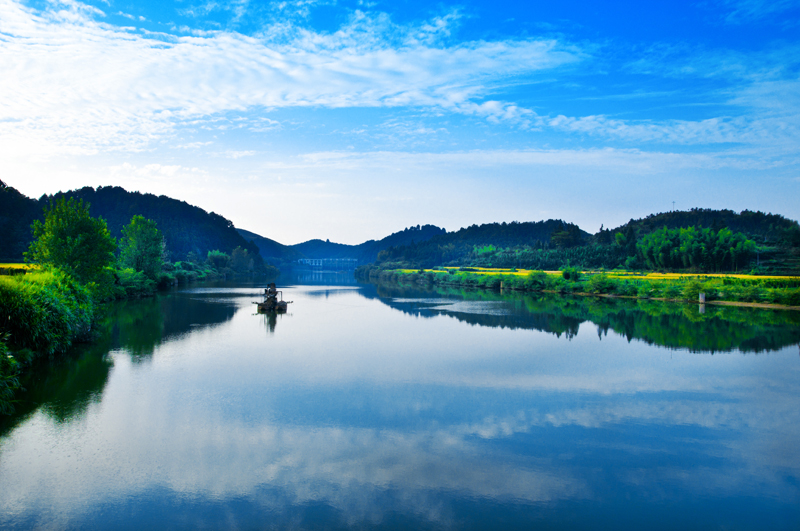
[0,0,582,154]
[288,146,789,174]
[219,150,256,158]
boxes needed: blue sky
[1,0,799,244]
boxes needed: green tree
[25,197,116,285]
[206,250,230,270]
[230,246,253,274]
[119,215,166,280]
[550,222,584,249]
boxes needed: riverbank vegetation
[356,265,800,308]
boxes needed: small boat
[256,283,290,312]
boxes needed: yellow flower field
[398,267,799,281]
[0,263,36,271]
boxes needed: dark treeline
[373,211,800,274]
[377,220,587,267]
[609,208,799,242]
[1,183,263,263]
[0,183,41,263]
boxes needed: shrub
[157,272,175,289]
[117,268,156,298]
[785,288,800,306]
[637,282,655,298]
[561,267,581,282]
[661,284,682,300]
[587,274,614,294]
[525,271,548,291]
[682,279,705,301]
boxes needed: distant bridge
[297,258,359,270]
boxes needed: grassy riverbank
[356,265,800,308]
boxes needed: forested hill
[0,183,261,262]
[376,220,587,268]
[610,209,798,243]
[290,224,447,262]
[372,212,800,273]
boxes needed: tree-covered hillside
[0,181,41,262]
[0,184,263,263]
[376,220,587,268]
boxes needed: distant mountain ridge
[239,224,448,264]
[236,229,304,262]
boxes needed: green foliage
[119,215,165,281]
[206,250,230,270]
[609,208,799,247]
[561,267,582,282]
[25,197,116,287]
[525,271,548,291]
[681,279,706,301]
[116,268,157,298]
[587,274,615,294]
[230,246,254,274]
[637,226,756,272]
[0,269,94,357]
[550,222,584,248]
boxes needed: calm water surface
[1,274,799,530]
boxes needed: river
[1,273,798,530]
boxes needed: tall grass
[0,269,94,356]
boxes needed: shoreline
[357,266,800,311]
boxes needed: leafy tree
[230,246,253,273]
[25,197,116,285]
[637,226,755,272]
[550,222,584,249]
[119,215,166,281]
[206,250,230,270]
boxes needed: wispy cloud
[715,0,800,24]
[0,0,582,153]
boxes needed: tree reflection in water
[363,281,800,354]
[0,289,239,435]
